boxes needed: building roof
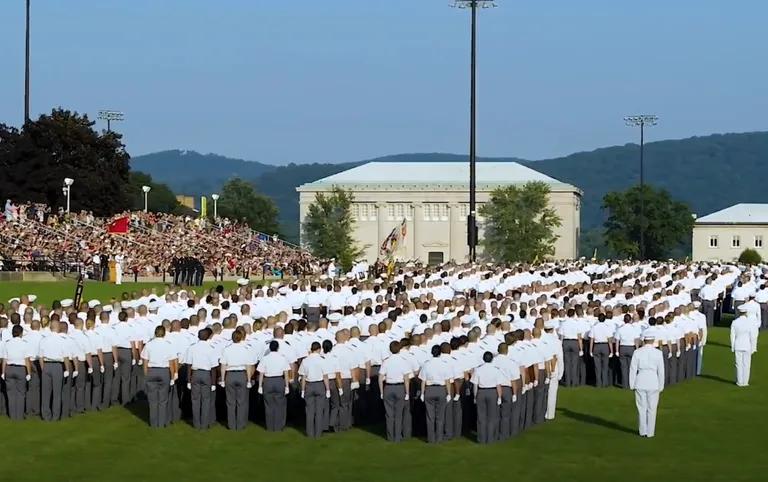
[695,203,768,225]
[297,161,579,192]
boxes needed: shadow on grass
[707,341,730,348]
[558,408,636,435]
[699,374,734,385]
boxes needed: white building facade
[297,162,582,264]
[692,203,768,261]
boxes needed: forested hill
[130,131,768,242]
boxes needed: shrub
[738,248,762,265]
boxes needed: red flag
[107,216,129,234]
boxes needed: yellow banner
[200,196,207,218]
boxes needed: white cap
[102,305,113,313]
[738,304,749,313]
[327,312,343,322]
[693,301,701,308]
[642,334,656,341]
[237,278,249,286]
[61,299,74,308]
[544,320,558,329]
[148,301,160,311]
[278,287,289,295]
[121,301,133,309]
[87,299,101,309]
[8,297,20,304]
[270,282,281,288]
[28,294,38,303]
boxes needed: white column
[412,203,423,262]
[377,203,387,255]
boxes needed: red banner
[107,216,129,234]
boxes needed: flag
[380,226,398,256]
[400,218,407,239]
[107,216,129,234]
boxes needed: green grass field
[0,281,766,482]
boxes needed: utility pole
[98,110,125,132]
[624,114,658,260]
[453,0,496,263]
[24,0,31,123]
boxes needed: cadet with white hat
[629,334,665,438]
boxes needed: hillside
[130,132,768,244]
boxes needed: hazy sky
[1,0,766,165]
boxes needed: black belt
[265,375,283,379]
[594,342,609,345]
[44,360,63,364]
[192,368,212,372]
[7,364,25,367]
[478,386,497,390]
[306,380,324,384]
[386,382,403,385]
[426,383,446,387]
[227,370,246,373]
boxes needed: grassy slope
[0,282,765,482]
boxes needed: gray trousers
[619,346,635,389]
[101,352,114,410]
[424,385,447,443]
[41,362,64,421]
[593,343,611,387]
[26,361,41,416]
[476,388,499,444]
[384,383,407,442]
[761,303,768,330]
[113,348,132,405]
[498,386,513,441]
[562,340,579,386]
[304,381,326,438]
[90,357,103,410]
[533,369,548,424]
[145,367,170,428]
[225,371,248,430]
[263,376,287,432]
[329,378,352,431]
[61,371,72,419]
[701,300,715,327]
[5,366,27,420]
[305,307,321,324]
[510,390,522,437]
[191,369,213,429]
[73,360,87,413]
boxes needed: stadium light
[142,185,152,212]
[97,110,125,132]
[623,114,659,260]
[24,0,31,123]
[211,193,220,219]
[452,1,496,263]
[63,177,74,213]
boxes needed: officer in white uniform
[730,307,758,387]
[629,334,665,438]
[141,325,178,428]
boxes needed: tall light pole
[98,110,124,132]
[24,0,31,123]
[624,114,658,260]
[142,185,151,212]
[211,193,219,219]
[454,0,495,263]
[63,177,74,213]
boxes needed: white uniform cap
[237,278,249,286]
[28,294,38,303]
[61,299,74,308]
[102,305,113,313]
[738,304,749,312]
[8,297,20,304]
[642,334,655,341]
[270,282,281,288]
[327,312,343,322]
[544,320,558,329]
[278,287,289,295]
[148,301,160,311]
[88,299,101,309]
[693,301,701,308]
[121,301,133,309]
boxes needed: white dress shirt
[298,353,326,382]
[140,338,177,368]
[629,345,665,391]
[259,351,291,377]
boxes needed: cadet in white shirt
[730,308,758,387]
[1,325,32,420]
[589,314,615,388]
[220,329,254,431]
[258,340,292,432]
[38,320,72,421]
[184,327,218,430]
[141,326,178,428]
[629,334,665,438]
[298,341,331,438]
[614,314,641,389]
[471,351,503,444]
[418,344,452,443]
[378,341,412,442]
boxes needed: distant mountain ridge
[130,131,768,244]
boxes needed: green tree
[603,185,694,260]
[479,181,562,263]
[217,177,279,234]
[0,108,131,215]
[302,187,363,270]
[128,171,181,213]
[738,248,762,265]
